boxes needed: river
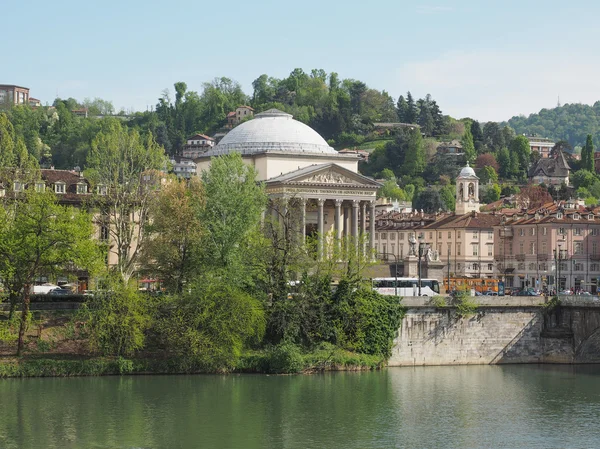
[2,365,600,448]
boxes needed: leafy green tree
[378,180,406,200]
[497,148,511,178]
[0,189,101,355]
[439,184,456,211]
[0,113,16,167]
[461,126,476,164]
[482,183,501,203]
[572,169,597,189]
[85,119,168,282]
[200,153,267,278]
[478,165,498,184]
[141,178,204,293]
[80,280,150,356]
[155,282,265,370]
[379,168,395,180]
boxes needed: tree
[141,178,204,293]
[0,189,101,355]
[396,95,408,122]
[85,119,168,282]
[379,168,395,180]
[509,135,532,174]
[515,185,553,209]
[200,153,267,278]
[482,183,501,203]
[582,134,595,172]
[0,113,16,167]
[571,169,597,190]
[378,180,406,201]
[461,126,476,164]
[413,188,445,213]
[475,153,499,172]
[497,148,511,178]
[405,91,417,124]
[402,128,426,176]
[478,166,498,185]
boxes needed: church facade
[195,109,381,256]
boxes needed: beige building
[196,108,380,254]
[0,84,29,106]
[226,105,255,128]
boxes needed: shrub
[79,282,150,357]
[451,290,478,318]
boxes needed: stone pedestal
[425,260,447,285]
[404,255,419,278]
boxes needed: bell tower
[455,162,480,215]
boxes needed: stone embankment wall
[389,297,600,366]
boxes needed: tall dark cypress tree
[396,95,408,122]
[405,91,417,124]
[584,134,595,172]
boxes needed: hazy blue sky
[5,0,599,121]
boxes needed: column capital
[352,199,360,207]
[335,199,343,206]
[317,198,325,206]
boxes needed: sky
[5,0,600,122]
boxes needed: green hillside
[503,102,600,149]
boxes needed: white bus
[372,277,440,297]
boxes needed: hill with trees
[504,102,600,150]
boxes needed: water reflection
[1,366,600,448]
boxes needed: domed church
[195,109,381,256]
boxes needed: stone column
[335,199,342,258]
[317,198,325,259]
[361,201,367,254]
[300,198,306,243]
[352,200,359,251]
[369,200,376,259]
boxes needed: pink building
[494,201,600,293]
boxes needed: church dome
[204,109,337,156]
[458,162,478,178]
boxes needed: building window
[473,231,478,239]
[399,233,404,240]
[96,185,107,195]
[447,243,451,255]
[457,263,462,271]
[529,242,536,255]
[13,181,23,192]
[100,225,109,241]
[574,263,584,271]
[488,263,493,271]
[382,244,387,257]
[593,228,599,236]
[543,227,547,236]
[559,262,568,271]
[448,231,451,238]
[488,231,493,240]
[591,263,599,271]
[457,244,461,256]
[519,242,524,254]
[529,228,535,236]
[438,232,442,239]
[574,228,582,236]
[509,244,513,256]
[559,227,565,235]
[35,182,45,192]
[528,263,536,270]
[574,242,584,255]
[375,233,379,240]
[594,242,599,255]
[400,244,404,257]
[429,232,433,240]
[381,233,387,240]
[520,228,525,236]
[487,245,493,256]
[540,263,547,271]
[390,233,396,240]
[518,263,525,270]
[457,231,461,239]
[473,263,479,271]
[542,241,547,254]
[76,183,87,194]
[391,244,395,255]
[55,183,65,194]
[472,244,478,256]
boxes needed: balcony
[499,227,513,239]
[516,254,526,261]
[537,254,549,261]
[590,254,600,261]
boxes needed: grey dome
[204,109,337,156]
[459,162,478,178]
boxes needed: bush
[154,282,265,371]
[451,290,478,318]
[79,282,150,357]
[265,342,304,374]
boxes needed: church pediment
[266,163,381,189]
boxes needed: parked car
[485,291,498,296]
[516,290,539,296]
[48,288,71,296]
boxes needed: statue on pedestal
[408,234,417,256]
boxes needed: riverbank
[0,346,384,378]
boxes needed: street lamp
[553,237,566,294]
[418,234,430,296]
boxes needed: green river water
[1,365,600,448]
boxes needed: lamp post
[553,237,566,294]
[418,235,429,296]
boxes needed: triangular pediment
[266,163,381,188]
